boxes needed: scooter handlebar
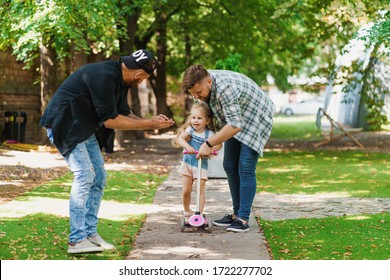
[183,150,218,155]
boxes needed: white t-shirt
[185,126,215,139]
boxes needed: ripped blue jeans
[47,129,106,244]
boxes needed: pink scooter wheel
[188,214,205,227]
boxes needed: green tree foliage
[160,0,387,92]
[356,10,389,51]
[214,53,241,72]
[0,0,125,66]
[335,7,389,130]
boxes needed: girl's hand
[184,146,196,154]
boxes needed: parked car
[280,98,324,115]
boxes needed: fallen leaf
[278,249,290,254]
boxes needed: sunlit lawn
[0,213,143,260]
[257,150,390,198]
[270,115,323,140]
[0,170,165,260]
[257,115,390,260]
[19,171,166,203]
[259,212,389,260]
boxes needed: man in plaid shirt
[182,65,275,232]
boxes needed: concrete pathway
[253,193,390,221]
[127,165,271,260]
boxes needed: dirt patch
[103,134,181,175]
[0,166,68,201]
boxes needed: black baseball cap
[121,49,157,74]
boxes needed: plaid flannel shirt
[208,70,275,156]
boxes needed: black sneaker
[213,214,235,227]
[227,219,249,232]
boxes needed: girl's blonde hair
[172,101,215,147]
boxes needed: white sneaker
[88,234,116,250]
[67,239,104,254]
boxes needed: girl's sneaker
[183,211,193,226]
[202,214,208,224]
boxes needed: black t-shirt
[40,60,130,156]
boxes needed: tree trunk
[155,10,173,120]
[39,43,57,142]
[39,44,57,113]
[184,32,192,113]
[120,2,140,55]
[71,47,87,72]
[130,87,145,139]
[117,4,145,142]
[185,33,191,67]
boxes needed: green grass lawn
[0,213,144,260]
[20,171,165,203]
[257,115,390,260]
[271,114,390,140]
[259,213,390,260]
[257,150,390,198]
[0,170,165,260]
[270,115,323,140]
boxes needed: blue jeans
[47,129,106,244]
[223,138,259,221]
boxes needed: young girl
[175,101,222,223]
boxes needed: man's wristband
[205,140,213,148]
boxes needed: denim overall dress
[183,127,210,172]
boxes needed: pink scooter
[180,150,216,233]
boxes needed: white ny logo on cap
[132,50,149,62]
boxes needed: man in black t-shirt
[40,49,174,254]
